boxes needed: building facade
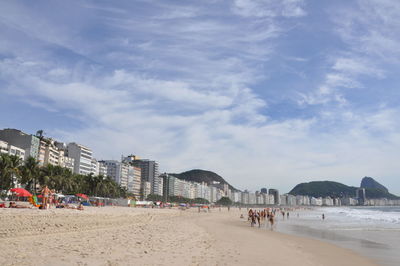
[129,166,141,197]
[125,156,161,196]
[0,140,25,160]
[268,189,280,205]
[66,142,93,175]
[0,128,40,160]
[356,188,366,205]
[37,139,61,166]
[101,160,129,190]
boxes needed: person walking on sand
[41,185,51,209]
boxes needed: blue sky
[1,0,400,194]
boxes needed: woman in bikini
[41,185,51,209]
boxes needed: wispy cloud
[1,0,400,194]
[232,0,306,18]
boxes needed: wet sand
[273,208,400,266]
[0,207,377,265]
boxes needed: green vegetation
[289,180,399,199]
[146,193,210,204]
[216,197,232,206]
[0,153,127,198]
[289,181,355,198]
[146,194,163,202]
[166,196,209,204]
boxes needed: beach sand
[0,207,377,265]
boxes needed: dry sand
[0,207,377,266]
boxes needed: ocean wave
[320,207,400,225]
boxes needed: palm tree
[0,153,13,191]
[0,154,23,192]
[2,153,127,199]
[59,168,74,194]
[20,156,40,194]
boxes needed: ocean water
[273,207,400,266]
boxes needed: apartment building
[124,155,161,196]
[101,160,132,191]
[66,142,93,175]
[0,140,25,160]
[0,128,40,160]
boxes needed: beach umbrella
[10,188,32,197]
[76,193,89,200]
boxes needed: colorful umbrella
[10,188,32,197]
[76,193,89,200]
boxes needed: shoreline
[0,207,377,265]
[273,206,399,266]
[193,209,377,266]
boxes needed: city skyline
[1,0,400,195]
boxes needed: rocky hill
[289,180,399,199]
[360,177,389,192]
[170,169,238,191]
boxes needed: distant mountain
[170,169,238,191]
[289,180,399,199]
[361,177,388,193]
[289,181,356,198]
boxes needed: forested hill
[170,169,238,191]
[289,180,399,199]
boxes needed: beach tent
[10,188,32,197]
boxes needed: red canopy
[10,188,32,197]
[76,193,89,200]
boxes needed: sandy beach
[0,207,377,266]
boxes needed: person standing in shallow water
[269,212,275,230]
[256,211,261,227]
[322,213,325,220]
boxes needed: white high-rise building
[90,158,100,175]
[54,142,74,172]
[98,161,108,176]
[101,160,129,190]
[0,140,25,160]
[128,166,141,196]
[66,143,93,175]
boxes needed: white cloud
[232,0,306,18]
[333,0,400,61]
[2,0,400,195]
[300,0,400,108]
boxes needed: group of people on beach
[246,208,292,230]
[247,209,276,229]
[1,185,84,210]
[40,186,84,210]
